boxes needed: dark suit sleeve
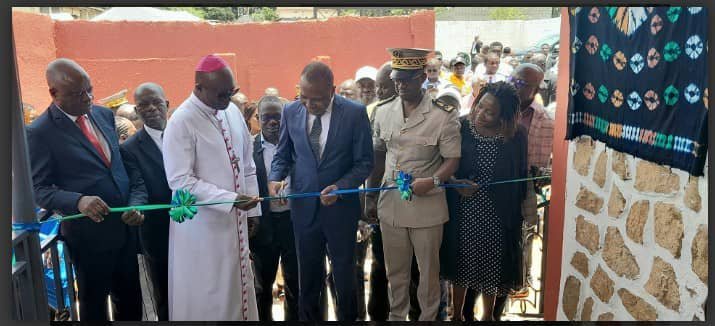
[120,145,149,207]
[335,106,374,190]
[268,105,294,182]
[27,127,82,215]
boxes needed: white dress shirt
[56,104,111,162]
[144,124,164,152]
[306,96,334,156]
[474,63,514,79]
[260,134,290,213]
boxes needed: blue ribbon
[12,222,42,232]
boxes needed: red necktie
[76,115,110,167]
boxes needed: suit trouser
[327,238,368,320]
[367,225,389,321]
[407,257,422,320]
[369,225,424,321]
[294,214,357,321]
[68,237,142,321]
[139,224,169,321]
[407,259,450,321]
[252,211,299,321]
[380,222,442,321]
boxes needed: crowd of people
[24,34,555,321]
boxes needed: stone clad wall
[557,136,708,321]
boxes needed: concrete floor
[135,207,547,322]
[132,230,545,321]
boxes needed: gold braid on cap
[392,56,428,70]
[100,89,129,109]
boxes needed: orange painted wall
[14,11,434,113]
[543,9,570,321]
[12,11,57,111]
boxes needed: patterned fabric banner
[567,6,708,176]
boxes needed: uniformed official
[365,48,461,321]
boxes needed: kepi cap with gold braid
[387,48,433,79]
[99,89,128,110]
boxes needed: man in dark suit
[27,58,144,321]
[119,82,172,321]
[268,62,374,321]
[249,95,299,321]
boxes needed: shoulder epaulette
[375,95,398,107]
[433,98,456,112]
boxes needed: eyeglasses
[63,87,93,99]
[507,76,528,89]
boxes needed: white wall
[435,17,561,60]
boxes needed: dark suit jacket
[27,104,144,252]
[268,95,374,228]
[250,134,277,248]
[120,128,172,258]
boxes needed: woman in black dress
[440,81,528,321]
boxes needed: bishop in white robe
[162,55,261,321]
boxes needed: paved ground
[133,233,545,321]
[135,216,546,322]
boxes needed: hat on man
[99,89,128,110]
[196,54,229,72]
[456,52,471,66]
[387,47,433,79]
[453,55,467,66]
[433,84,461,112]
[355,66,378,82]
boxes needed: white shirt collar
[54,103,84,122]
[144,124,163,138]
[260,133,277,148]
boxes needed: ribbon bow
[395,171,413,201]
[169,189,198,223]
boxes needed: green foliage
[165,7,236,22]
[338,9,360,16]
[489,7,527,20]
[434,7,450,16]
[250,7,279,21]
[166,7,206,19]
[389,9,412,16]
[202,7,237,22]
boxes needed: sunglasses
[392,72,423,83]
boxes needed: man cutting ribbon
[162,54,261,321]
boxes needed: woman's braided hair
[471,81,521,140]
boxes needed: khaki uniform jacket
[372,92,461,228]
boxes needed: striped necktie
[309,114,323,161]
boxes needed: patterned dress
[453,120,510,296]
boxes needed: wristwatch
[432,176,441,187]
